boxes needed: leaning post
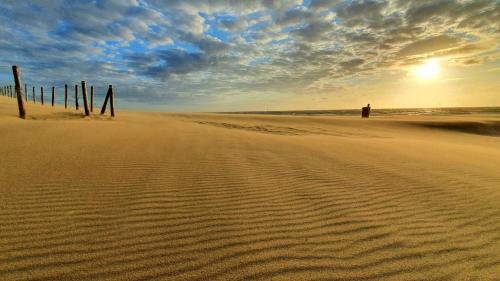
[12,66,27,119]
[81,81,90,116]
[100,86,111,114]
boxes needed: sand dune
[1,96,500,280]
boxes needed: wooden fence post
[12,66,27,119]
[24,84,28,102]
[10,85,13,98]
[75,84,79,110]
[51,87,55,106]
[110,85,115,117]
[32,86,35,103]
[64,84,68,109]
[100,86,111,114]
[41,87,44,105]
[90,86,94,112]
[81,81,90,116]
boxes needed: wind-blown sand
[1,96,500,281]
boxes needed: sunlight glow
[414,59,440,80]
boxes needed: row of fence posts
[0,65,115,119]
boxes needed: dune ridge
[1,97,500,280]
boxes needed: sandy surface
[1,96,500,281]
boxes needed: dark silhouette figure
[362,104,371,118]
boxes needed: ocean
[222,107,500,116]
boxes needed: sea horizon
[220,106,500,116]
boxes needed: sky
[0,0,499,111]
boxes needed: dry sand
[1,96,500,281]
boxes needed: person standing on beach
[362,104,371,118]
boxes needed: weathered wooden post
[100,85,115,117]
[32,86,35,103]
[75,84,79,110]
[64,84,68,109]
[51,87,55,106]
[24,84,28,102]
[12,66,27,119]
[90,86,94,112]
[110,85,115,117]
[41,87,44,105]
[81,81,90,116]
[10,85,13,98]
[100,85,111,114]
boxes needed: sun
[414,59,440,80]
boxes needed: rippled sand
[1,97,500,280]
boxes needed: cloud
[290,20,334,41]
[397,35,462,57]
[336,0,388,27]
[309,0,341,11]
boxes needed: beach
[1,96,500,280]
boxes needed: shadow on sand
[28,112,112,121]
[413,121,500,137]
